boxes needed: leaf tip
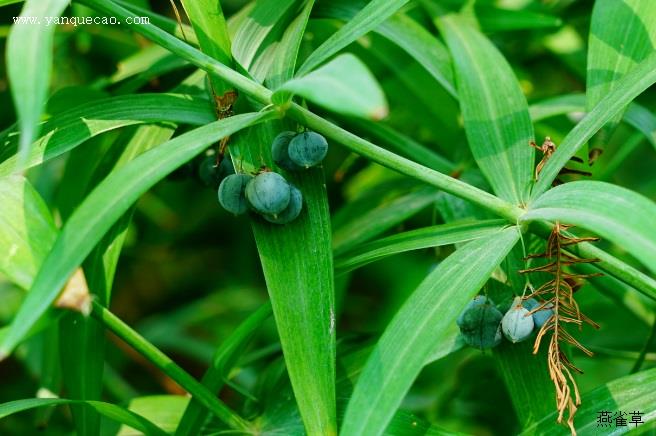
[370,106,389,121]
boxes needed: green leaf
[624,102,656,150]
[335,219,506,273]
[586,0,656,128]
[0,398,168,436]
[179,0,233,97]
[476,5,562,32]
[315,1,456,97]
[6,0,69,163]
[332,186,439,256]
[532,51,656,197]
[523,181,656,276]
[0,94,215,176]
[341,226,520,436]
[230,119,337,435]
[273,53,388,120]
[118,396,189,435]
[267,0,315,89]
[0,111,274,359]
[521,368,656,435]
[176,304,272,436]
[439,14,534,205]
[297,0,410,75]
[231,0,297,72]
[0,175,57,290]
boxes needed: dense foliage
[1,0,655,435]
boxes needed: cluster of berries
[456,295,554,350]
[215,130,328,225]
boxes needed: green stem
[89,300,252,432]
[79,0,655,302]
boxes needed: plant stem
[89,300,252,432]
[80,0,655,302]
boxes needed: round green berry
[245,172,291,215]
[458,302,503,350]
[288,131,328,168]
[264,184,303,224]
[502,303,534,343]
[272,131,303,171]
[457,295,492,327]
[218,174,252,215]
[523,298,553,328]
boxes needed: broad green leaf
[521,367,656,435]
[0,398,167,436]
[341,227,520,436]
[176,304,273,436]
[0,111,274,359]
[624,103,656,150]
[0,94,215,176]
[0,175,57,290]
[230,118,337,435]
[273,54,388,120]
[315,0,456,97]
[0,0,23,6]
[267,0,315,89]
[6,0,69,163]
[532,51,656,197]
[297,0,410,75]
[118,396,189,435]
[335,219,506,273]
[439,14,534,205]
[586,0,656,128]
[332,186,440,256]
[523,181,656,276]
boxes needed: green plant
[0,0,655,435]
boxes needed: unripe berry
[218,174,251,215]
[272,131,303,171]
[502,301,534,343]
[245,172,291,216]
[289,131,328,168]
[264,184,303,224]
[458,302,503,350]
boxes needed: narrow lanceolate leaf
[176,304,273,436]
[533,51,656,197]
[586,0,656,127]
[332,186,439,256]
[6,0,69,163]
[230,0,297,72]
[341,227,520,436]
[521,367,656,435]
[267,0,315,89]
[0,175,57,289]
[523,181,656,276]
[273,54,388,120]
[0,94,215,176]
[335,219,506,273]
[0,398,168,436]
[179,0,234,97]
[297,0,410,75]
[439,14,534,205]
[230,119,337,436]
[0,112,274,359]
[316,1,456,97]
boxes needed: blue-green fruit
[245,172,291,215]
[457,295,492,327]
[288,131,328,168]
[502,304,535,343]
[218,174,252,215]
[272,131,303,171]
[458,302,503,350]
[523,298,554,328]
[264,184,303,224]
